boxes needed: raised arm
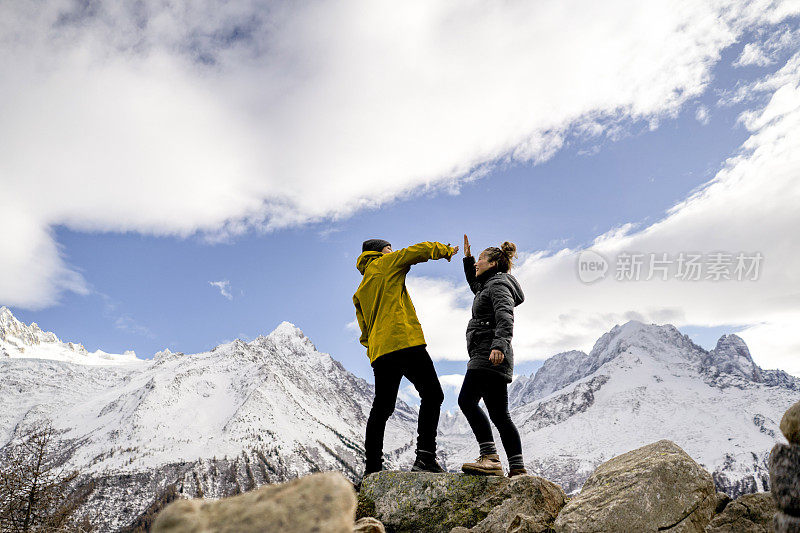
[385,241,458,269]
[463,234,479,294]
[463,256,479,294]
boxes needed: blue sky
[2,2,799,409]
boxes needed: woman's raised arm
[463,234,479,294]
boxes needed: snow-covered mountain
[0,307,418,531]
[2,307,798,530]
[446,321,799,496]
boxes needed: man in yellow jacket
[354,238,458,476]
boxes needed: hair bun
[501,241,517,259]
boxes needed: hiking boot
[508,467,528,477]
[411,450,445,473]
[461,454,504,476]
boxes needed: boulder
[715,492,732,514]
[780,401,800,445]
[356,471,565,533]
[152,471,356,533]
[450,475,566,533]
[770,443,800,515]
[705,492,777,532]
[354,517,386,533]
[553,440,716,533]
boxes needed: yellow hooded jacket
[353,241,455,364]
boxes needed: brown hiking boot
[461,454,503,476]
[508,467,528,477]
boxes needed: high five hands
[463,234,471,258]
[447,244,460,261]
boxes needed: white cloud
[209,280,233,300]
[735,42,775,67]
[398,384,421,407]
[2,1,799,308]
[695,105,710,125]
[733,27,800,67]
[406,277,473,360]
[409,53,800,376]
[439,374,466,391]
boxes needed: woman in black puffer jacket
[459,235,527,477]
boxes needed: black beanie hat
[362,239,391,253]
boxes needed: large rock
[356,471,566,533]
[705,492,777,532]
[152,471,356,533]
[715,492,732,514]
[770,443,800,515]
[780,401,800,445]
[553,440,716,533]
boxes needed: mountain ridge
[1,308,797,530]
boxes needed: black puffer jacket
[464,256,525,382]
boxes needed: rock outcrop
[356,471,565,533]
[145,436,791,532]
[780,402,800,449]
[151,471,356,533]
[704,492,777,532]
[771,400,800,533]
[553,440,716,532]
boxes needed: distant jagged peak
[269,321,307,339]
[713,334,751,359]
[595,319,688,347]
[588,320,701,364]
[1,306,24,329]
[703,333,762,383]
[201,323,318,363]
[256,321,318,353]
[0,306,145,365]
[152,348,185,364]
[0,306,60,345]
[510,320,710,407]
[0,305,13,321]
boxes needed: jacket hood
[487,273,525,306]
[357,251,383,274]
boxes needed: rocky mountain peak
[0,307,59,345]
[713,334,752,360]
[591,320,695,357]
[0,306,22,332]
[258,321,317,353]
[702,333,762,383]
[510,320,711,407]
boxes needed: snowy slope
[2,307,798,530]
[0,307,418,530]
[442,321,799,496]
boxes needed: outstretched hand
[447,245,460,261]
[463,234,471,257]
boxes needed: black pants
[457,368,522,457]
[365,345,444,471]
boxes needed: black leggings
[365,345,444,470]
[457,368,522,457]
